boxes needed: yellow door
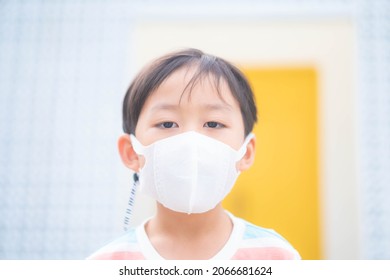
[223,67,321,259]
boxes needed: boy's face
[135,66,246,150]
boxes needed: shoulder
[231,216,301,260]
[86,228,145,260]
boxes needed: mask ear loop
[236,132,255,160]
[123,172,139,231]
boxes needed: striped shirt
[87,213,300,260]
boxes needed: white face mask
[130,131,254,214]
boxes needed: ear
[236,137,255,172]
[117,134,143,172]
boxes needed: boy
[88,48,300,260]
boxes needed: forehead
[150,65,238,106]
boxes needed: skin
[117,66,256,259]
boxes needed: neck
[147,203,231,239]
[144,203,234,259]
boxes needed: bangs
[178,57,227,104]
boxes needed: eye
[157,121,178,129]
[204,121,225,128]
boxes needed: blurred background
[0,0,389,260]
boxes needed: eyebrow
[150,104,179,113]
[150,102,233,112]
[202,103,233,112]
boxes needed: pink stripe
[90,251,146,260]
[231,247,296,260]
